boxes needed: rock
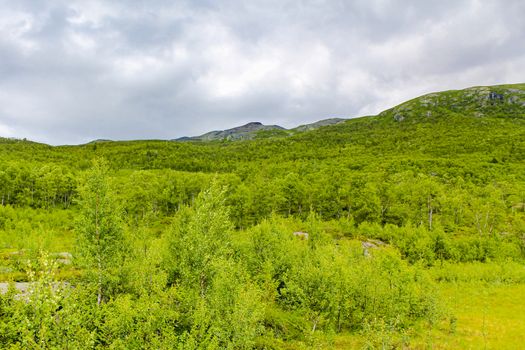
[361,241,377,249]
[393,114,405,122]
[0,282,31,295]
[56,252,72,265]
[488,92,504,101]
[368,239,386,246]
[293,231,309,240]
[0,282,71,299]
[361,239,387,257]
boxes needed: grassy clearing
[332,282,525,349]
[433,282,525,349]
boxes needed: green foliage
[1,83,525,347]
[0,251,97,349]
[163,181,266,349]
[431,261,525,284]
[165,180,233,294]
[76,159,126,305]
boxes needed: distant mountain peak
[175,122,285,142]
[175,118,348,142]
[88,139,113,144]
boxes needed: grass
[332,282,525,349]
[432,282,525,349]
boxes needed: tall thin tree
[76,159,124,305]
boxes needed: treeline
[0,162,75,209]
[1,162,524,265]
[3,160,523,232]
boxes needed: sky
[0,0,524,145]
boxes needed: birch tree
[76,159,124,305]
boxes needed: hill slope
[381,84,525,122]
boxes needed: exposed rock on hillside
[175,118,348,142]
[175,122,285,141]
[382,84,525,122]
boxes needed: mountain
[292,118,347,132]
[175,118,348,141]
[87,139,113,144]
[174,83,525,144]
[174,122,285,141]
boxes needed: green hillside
[0,84,524,348]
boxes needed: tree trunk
[96,193,102,306]
[311,315,319,333]
[427,194,433,230]
[97,257,102,305]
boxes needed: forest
[0,84,525,349]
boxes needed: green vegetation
[0,83,524,348]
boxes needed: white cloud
[0,122,13,137]
[0,0,524,144]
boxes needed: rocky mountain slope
[175,122,284,141]
[380,84,525,122]
[175,118,347,141]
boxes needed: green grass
[331,282,525,349]
[433,282,525,349]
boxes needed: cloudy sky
[1,0,524,144]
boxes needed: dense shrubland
[0,165,443,349]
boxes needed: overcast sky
[1,0,524,144]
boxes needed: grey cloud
[0,0,524,144]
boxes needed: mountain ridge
[174,121,285,142]
[3,83,525,146]
[174,83,525,143]
[174,118,348,142]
